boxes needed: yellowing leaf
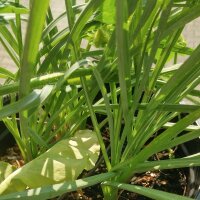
[0,162,16,184]
[0,130,100,195]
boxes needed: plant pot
[182,138,200,199]
[179,100,200,199]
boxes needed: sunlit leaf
[0,130,100,195]
[0,173,115,200]
[0,2,28,14]
[104,181,193,200]
[0,67,15,80]
[0,162,16,184]
[98,0,116,24]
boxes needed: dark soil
[52,166,187,200]
[50,148,188,200]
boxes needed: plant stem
[81,77,111,171]
[19,0,50,162]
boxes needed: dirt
[52,164,187,200]
[0,144,24,168]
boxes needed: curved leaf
[0,162,16,184]
[0,3,28,14]
[0,173,115,200]
[0,85,53,119]
[0,130,100,195]
[0,67,15,80]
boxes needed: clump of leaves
[0,0,200,200]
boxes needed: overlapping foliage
[0,0,200,199]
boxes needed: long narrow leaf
[0,173,115,200]
[104,181,193,200]
[0,86,52,120]
[0,2,28,14]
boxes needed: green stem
[19,0,50,162]
[15,0,23,66]
[81,76,111,171]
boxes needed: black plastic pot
[179,100,200,199]
[182,138,200,199]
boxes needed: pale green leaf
[100,0,115,24]
[0,162,16,184]
[0,130,100,195]
[0,67,15,80]
[0,173,116,200]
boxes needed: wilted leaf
[0,130,100,195]
[0,162,16,184]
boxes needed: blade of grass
[148,28,183,93]
[115,108,200,172]
[0,2,28,14]
[39,0,102,73]
[0,68,93,96]
[15,0,23,65]
[0,86,52,119]
[116,0,131,121]
[81,76,111,171]
[164,4,200,37]
[104,181,193,200]
[0,66,15,79]
[133,154,200,173]
[0,172,116,200]
[93,103,200,113]
[0,26,19,53]
[93,68,115,165]
[65,0,75,31]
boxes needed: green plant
[0,0,200,199]
[0,0,95,162]
[0,0,102,193]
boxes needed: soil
[0,145,24,168]
[56,151,187,200]
[49,165,187,200]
